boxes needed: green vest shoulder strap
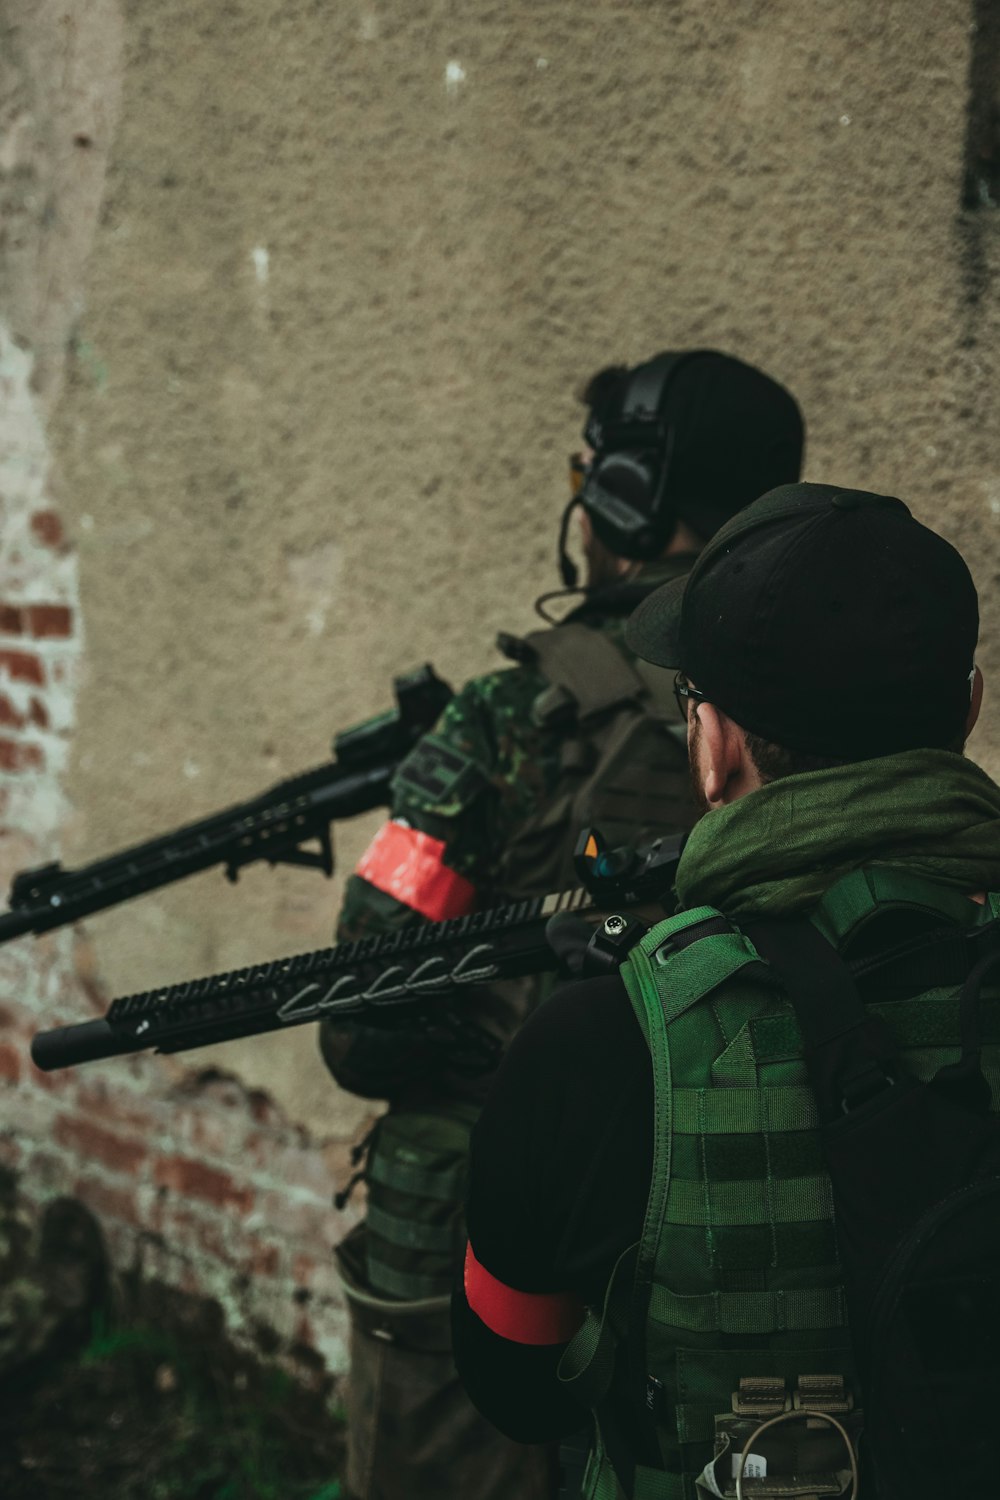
[559,907,775,1411]
[619,910,776,1284]
[812,864,996,947]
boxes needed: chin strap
[557,495,580,588]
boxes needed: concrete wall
[2,0,999,1368]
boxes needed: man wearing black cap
[455,483,1000,1499]
[321,354,805,1500]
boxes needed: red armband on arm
[463,1242,585,1347]
[356,820,477,922]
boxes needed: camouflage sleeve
[391,664,553,886]
[355,663,551,903]
[320,666,554,1101]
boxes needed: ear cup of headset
[577,349,804,562]
[579,449,665,560]
[579,350,696,561]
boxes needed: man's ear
[695,703,745,808]
[967,665,984,738]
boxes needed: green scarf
[675,749,1000,918]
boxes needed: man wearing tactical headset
[320,351,805,1500]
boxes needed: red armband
[464,1242,584,1346]
[356,820,477,922]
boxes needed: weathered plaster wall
[0,0,363,1378]
[2,0,1000,1368]
[36,0,1000,1133]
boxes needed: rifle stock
[30,830,685,1072]
[0,664,451,946]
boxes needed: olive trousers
[337,1226,556,1500]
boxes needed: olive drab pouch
[362,1102,479,1299]
[494,623,694,898]
[695,1376,861,1500]
[335,1224,556,1500]
[746,895,1000,1500]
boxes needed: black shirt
[452,973,653,1442]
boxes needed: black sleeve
[452,972,653,1442]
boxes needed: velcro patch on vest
[356,821,477,921]
[392,733,487,815]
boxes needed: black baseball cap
[626,483,979,759]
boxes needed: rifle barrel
[3,758,394,944]
[2,662,454,945]
[29,888,592,1071]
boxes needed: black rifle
[1,665,452,947]
[30,829,684,1073]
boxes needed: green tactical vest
[562,867,1000,1500]
[494,623,695,899]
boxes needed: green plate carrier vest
[561,867,1000,1500]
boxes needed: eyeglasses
[673,671,708,720]
[569,452,589,497]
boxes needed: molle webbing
[494,620,693,898]
[625,908,855,1491]
[520,624,648,722]
[364,1104,479,1301]
[811,864,991,947]
[575,873,1000,1499]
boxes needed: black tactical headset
[559,349,804,587]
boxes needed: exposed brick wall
[0,324,368,1384]
[2,980,366,1381]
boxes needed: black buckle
[839,1059,894,1113]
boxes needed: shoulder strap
[560,912,773,1411]
[813,866,987,948]
[622,910,773,1284]
[742,918,898,1119]
[522,623,647,721]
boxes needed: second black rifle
[0,664,452,946]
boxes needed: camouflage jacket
[321,559,693,1103]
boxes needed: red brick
[54,1114,148,1175]
[255,1189,336,1246]
[26,605,72,639]
[0,738,44,772]
[30,511,64,547]
[0,606,23,634]
[74,1173,142,1228]
[0,1042,22,1083]
[294,1311,315,1348]
[168,1206,230,1264]
[247,1240,281,1278]
[0,650,44,685]
[71,1079,169,1138]
[29,1060,71,1091]
[28,697,49,729]
[0,695,25,729]
[0,1135,23,1170]
[184,1112,238,1161]
[21,1150,73,1193]
[292,1253,319,1288]
[154,1154,254,1213]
